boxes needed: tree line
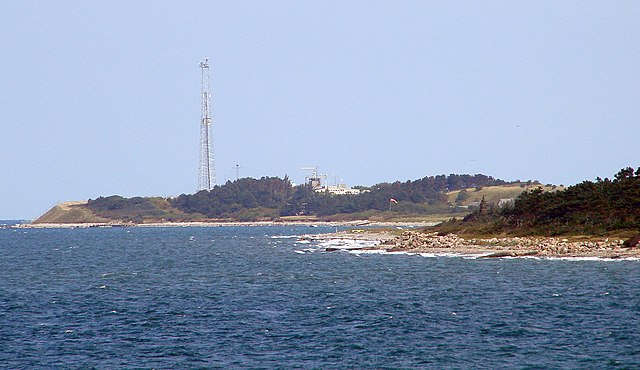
[87,173,509,221]
[456,167,640,235]
[171,173,507,218]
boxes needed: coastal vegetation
[170,173,509,219]
[435,167,640,237]
[34,167,640,241]
[86,196,192,223]
[36,173,516,223]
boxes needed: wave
[271,235,301,239]
[342,249,640,262]
[543,256,640,262]
[316,238,381,250]
[304,236,640,262]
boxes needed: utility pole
[198,58,215,191]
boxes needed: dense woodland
[171,174,507,218]
[85,168,640,235]
[448,167,640,235]
[88,174,508,221]
[171,177,294,220]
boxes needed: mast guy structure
[198,58,215,191]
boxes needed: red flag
[390,198,398,204]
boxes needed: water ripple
[0,226,638,368]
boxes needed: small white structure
[303,166,362,195]
[315,184,361,195]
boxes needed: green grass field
[447,184,563,206]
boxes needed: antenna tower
[198,58,215,191]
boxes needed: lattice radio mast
[198,58,215,191]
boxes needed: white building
[314,184,362,195]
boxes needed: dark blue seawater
[1,225,639,368]
[0,220,28,227]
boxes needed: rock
[480,250,538,258]
[518,250,539,257]
[480,251,516,258]
[622,235,640,249]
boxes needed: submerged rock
[480,250,538,258]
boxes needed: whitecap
[387,251,416,255]
[520,255,542,260]
[546,256,640,262]
[418,253,438,258]
[316,238,380,251]
[418,252,477,259]
[462,254,490,259]
[349,249,386,255]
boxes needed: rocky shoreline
[12,221,639,259]
[13,220,437,229]
[306,230,640,259]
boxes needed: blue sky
[1,1,638,219]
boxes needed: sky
[1,1,638,219]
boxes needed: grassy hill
[447,184,563,206]
[34,201,109,224]
[435,168,640,237]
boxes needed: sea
[1,222,639,369]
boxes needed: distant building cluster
[304,167,362,195]
[314,184,362,195]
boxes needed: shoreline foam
[304,230,640,260]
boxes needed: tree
[455,189,469,205]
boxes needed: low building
[314,184,361,195]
